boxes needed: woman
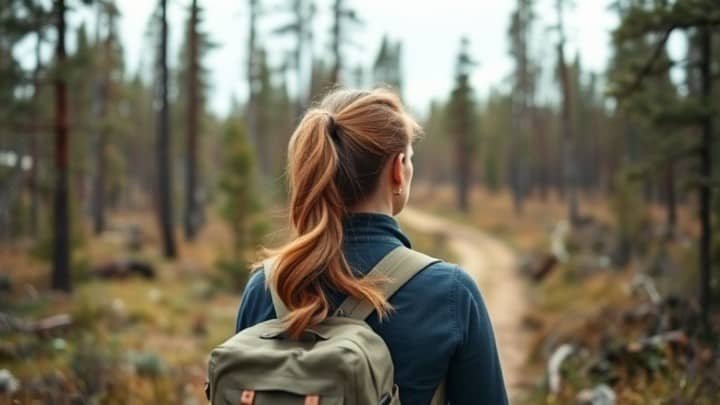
[235,88,508,404]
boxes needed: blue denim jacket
[235,212,508,405]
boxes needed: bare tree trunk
[456,141,470,212]
[246,0,258,151]
[29,124,39,236]
[29,28,43,238]
[0,142,25,240]
[331,0,341,84]
[664,160,676,240]
[698,26,712,333]
[156,0,177,258]
[92,9,113,235]
[293,0,306,118]
[52,0,71,292]
[535,110,549,201]
[556,0,579,224]
[184,0,200,241]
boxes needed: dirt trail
[398,207,529,399]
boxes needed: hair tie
[326,113,340,142]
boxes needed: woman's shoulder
[403,256,472,290]
[243,265,269,299]
[235,265,275,332]
[409,257,484,301]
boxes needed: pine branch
[615,28,673,99]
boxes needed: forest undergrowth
[411,184,720,404]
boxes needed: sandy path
[398,207,528,399]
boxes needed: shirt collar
[342,212,412,248]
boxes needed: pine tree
[612,0,720,332]
[608,0,680,239]
[179,0,214,241]
[508,0,537,214]
[217,117,265,288]
[308,58,332,103]
[246,0,260,150]
[253,47,294,180]
[330,0,362,84]
[372,35,403,94]
[52,0,71,291]
[555,0,580,224]
[91,0,121,235]
[447,37,478,212]
[0,0,52,238]
[155,0,177,258]
[273,0,315,118]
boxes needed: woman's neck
[348,196,394,217]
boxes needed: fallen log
[92,259,155,280]
[548,344,575,394]
[0,312,73,337]
[31,314,72,336]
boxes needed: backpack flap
[208,317,396,405]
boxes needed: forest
[0,0,719,403]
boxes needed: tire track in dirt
[398,207,528,400]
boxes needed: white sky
[31,0,684,117]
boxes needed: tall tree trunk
[29,28,43,238]
[456,141,470,212]
[293,0,305,118]
[0,142,25,240]
[246,0,258,151]
[52,0,71,292]
[92,10,113,235]
[556,0,579,224]
[184,0,200,241]
[331,0,341,84]
[698,26,712,332]
[664,160,676,240]
[535,109,549,201]
[156,0,177,258]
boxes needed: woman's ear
[392,152,405,188]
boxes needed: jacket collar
[342,212,412,248]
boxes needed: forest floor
[0,211,243,403]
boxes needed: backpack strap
[265,246,440,321]
[334,245,440,320]
[262,257,290,319]
[337,246,446,405]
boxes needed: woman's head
[269,87,421,338]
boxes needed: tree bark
[664,160,676,240]
[52,0,71,292]
[456,141,470,212]
[29,28,43,238]
[156,0,177,258]
[698,26,712,332]
[331,0,341,84]
[293,0,306,118]
[92,9,113,235]
[556,0,579,224]
[184,0,200,241]
[246,0,258,151]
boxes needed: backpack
[206,245,447,405]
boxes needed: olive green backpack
[206,246,447,405]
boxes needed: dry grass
[0,208,244,403]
